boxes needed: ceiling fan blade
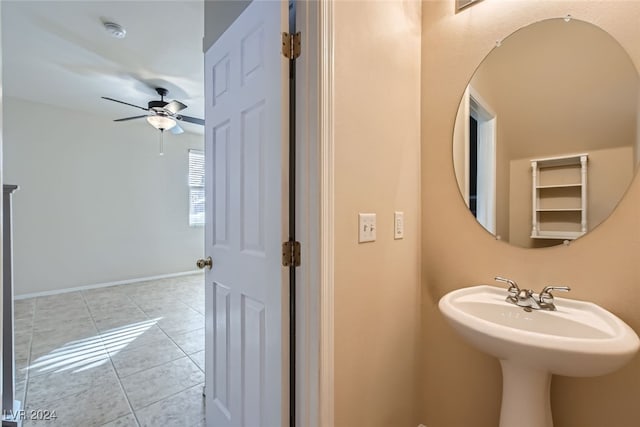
[102,96,149,111]
[176,115,205,126]
[171,124,185,135]
[164,100,188,114]
[114,115,148,122]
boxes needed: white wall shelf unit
[530,154,588,240]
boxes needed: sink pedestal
[439,285,640,427]
[499,360,553,427]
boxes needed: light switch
[394,211,404,239]
[358,213,376,243]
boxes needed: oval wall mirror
[452,18,640,248]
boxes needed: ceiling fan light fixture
[147,115,176,130]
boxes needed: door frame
[292,1,334,426]
[468,86,497,234]
[317,1,334,425]
[280,0,335,425]
[203,1,334,426]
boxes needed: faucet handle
[495,276,520,297]
[494,276,520,292]
[539,286,571,303]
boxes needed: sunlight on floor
[26,318,162,374]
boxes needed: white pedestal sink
[438,285,640,427]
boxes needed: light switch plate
[358,213,376,243]
[394,211,404,239]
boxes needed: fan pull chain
[159,130,165,156]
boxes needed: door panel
[212,122,230,247]
[213,282,231,418]
[204,1,288,426]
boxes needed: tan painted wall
[421,1,640,427]
[333,1,422,426]
[473,18,639,160]
[637,85,640,164]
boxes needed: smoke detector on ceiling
[103,21,126,39]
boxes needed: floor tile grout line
[19,297,36,409]
[133,381,206,414]
[124,286,188,353]
[185,352,205,374]
[111,350,188,381]
[125,288,205,356]
[151,325,205,374]
[129,381,205,417]
[80,291,142,427]
[159,325,205,349]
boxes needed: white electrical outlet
[358,213,376,243]
[394,211,404,239]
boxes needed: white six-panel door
[204,1,288,426]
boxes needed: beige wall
[472,18,639,160]
[637,85,640,165]
[334,1,422,426]
[421,1,640,427]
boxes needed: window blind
[189,149,205,226]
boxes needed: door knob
[196,256,213,270]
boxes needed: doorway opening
[468,88,497,234]
[1,2,207,425]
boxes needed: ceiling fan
[102,87,204,135]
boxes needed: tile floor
[12,273,205,427]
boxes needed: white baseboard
[14,270,203,300]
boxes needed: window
[189,149,205,226]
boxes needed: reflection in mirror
[456,0,483,12]
[453,18,640,248]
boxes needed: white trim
[468,86,497,234]
[461,85,470,205]
[295,0,320,426]
[14,270,203,300]
[319,0,335,425]
[530,152,589,165]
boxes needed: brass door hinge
[282,32,301,60]
[282,240,301,267]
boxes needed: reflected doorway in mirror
[456,0,483,13]
[454,85,497,235]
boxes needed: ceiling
[2,0,205,134]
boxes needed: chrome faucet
[494,277,571,311]
[494,276,520,304]
[538,285,571,311]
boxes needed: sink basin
[439,285,639,377]
[439,285,639,427]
